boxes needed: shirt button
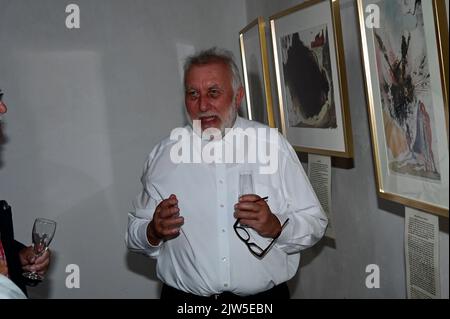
[224,283,228,288]
[220,204,224,208]
[222,257,227,262]
[219,180,223,184]
[222,229,226,233]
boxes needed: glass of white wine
[239,171,254,198]
[22,218,56,281]
[238,171,254,228]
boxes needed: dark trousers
[161,282,290,301]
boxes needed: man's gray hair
[183,47,242,93]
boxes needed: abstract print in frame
[358,0,449,217]
[270,0,353,158]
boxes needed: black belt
[161,282,290,301]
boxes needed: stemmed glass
[238,171,254,228]
[239,171,254,198]
[22,218,56,281]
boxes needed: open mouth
[199,115,219,125]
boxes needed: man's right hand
[146,194,184,246]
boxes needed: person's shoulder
[141,124,192,172]
[151,135,178,154]
[146,125,190,159]
[238,117,291,150]
[238,116,270,130]
[241,118,299,164]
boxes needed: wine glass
[22,218,56,281]
[238,171,254,228]
[239,171,254,198]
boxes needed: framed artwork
[447,0,449,25]
[270,0,353,158]
[357,0,449,217]
[239,17,275,127]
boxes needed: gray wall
[0,0,448,299]
[246,0,449,298]
[0,0,246,298]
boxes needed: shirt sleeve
[125,151,163,258]
[273,138,328,254]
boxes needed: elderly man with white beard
[126,48,327,300]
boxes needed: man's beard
[187,102,238,138]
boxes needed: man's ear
[234,86,245,109]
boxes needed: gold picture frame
[239,17,275,128]
[357,0,449,217]
[270,0,353,158]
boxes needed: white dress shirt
[126,117,327,296]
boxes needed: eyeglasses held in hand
[234,210,289,258]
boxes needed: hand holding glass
[22,218,56,281]
[236,171,289,257]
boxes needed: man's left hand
[234,195,281,238]
[19,246,51,276]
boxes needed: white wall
[0,0,247,298]
[246,0,449,298]
[1,0,448,299]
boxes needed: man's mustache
[198,113,221,119]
